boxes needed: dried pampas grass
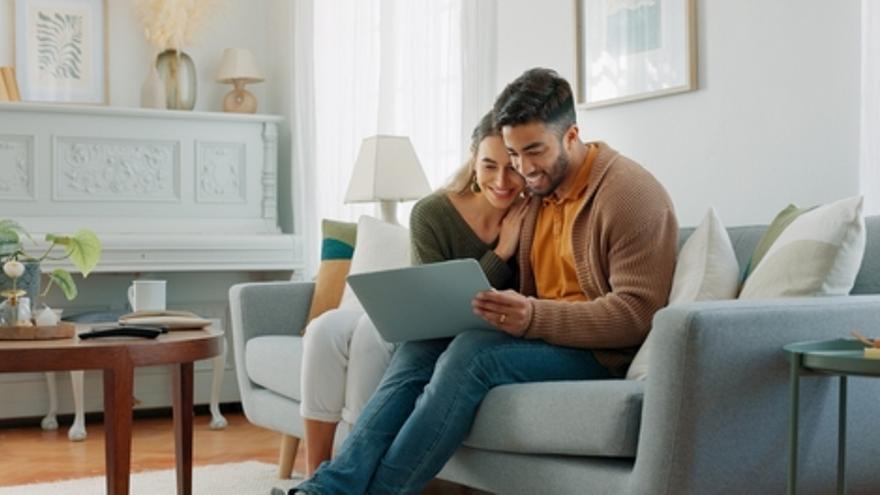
[135,0,224,50]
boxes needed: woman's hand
[493,199,529,261]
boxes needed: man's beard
[528,148,570,197]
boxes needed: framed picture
[14,0,108,104]
[575,0,696,109]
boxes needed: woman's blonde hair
[445,111,500,195]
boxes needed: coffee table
[0,328,224,495]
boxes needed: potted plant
[0,220,101,326]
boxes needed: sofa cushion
[740,196,866,299]
[463,380,643,458]
[339,215,412,312]
[245,335,304,401]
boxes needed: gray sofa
[229,216,880,494]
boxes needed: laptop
[346,258,495,342]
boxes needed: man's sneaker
[270,488,288,495]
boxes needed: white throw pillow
[627,208,739,381]
[739,196,866,299]
[338,215,412,312]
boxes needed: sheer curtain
[292,0,497,276]
[861,0,880,215]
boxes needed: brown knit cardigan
[517,141,678,375]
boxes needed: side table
[783,338,880,495]
[0,329,223,495]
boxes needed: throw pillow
[338,215,412,312]
[626,208,739,381]
[739,196,866,299]
[301,219,357,335]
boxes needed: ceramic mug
[127,280,166,312]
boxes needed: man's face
[501,121,571,197]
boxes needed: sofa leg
[278,434,301,479]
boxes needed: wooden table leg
[103,364,134,495]
[173,362,194,495]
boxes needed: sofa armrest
[632,295,880,495]
[228,281,315,403]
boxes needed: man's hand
[472,289,533,337]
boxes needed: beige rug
[0,461,303,495]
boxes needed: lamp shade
[344,135,432,203]
[216,48,264,84]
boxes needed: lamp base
[222,82,257,113]
[378,201,400,225]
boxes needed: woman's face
[474,136,525,209]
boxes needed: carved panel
[196,141,246,203]
[54,137,180,201]
[0,135,35,200]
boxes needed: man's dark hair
[493,68,576,137]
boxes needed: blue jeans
[293,329,612,495]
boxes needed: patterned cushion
[739,196,866,299]
[301,219,357,334]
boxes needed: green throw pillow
[301,219,357,334]
[742,204,815,280]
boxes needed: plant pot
[0,261,41,304]
[156,49,197,110]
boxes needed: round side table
[783,338,880,495]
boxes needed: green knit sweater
[409,192,517,290]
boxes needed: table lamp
[344,135,432,225]
[216,48,264,113]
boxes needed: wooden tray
[0,322,76,340]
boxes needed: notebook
[346,258,495,342]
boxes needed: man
[282,68,677,495]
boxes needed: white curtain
[861,0,880,215]
[292,0,497,276]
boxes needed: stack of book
[0,67,22,102]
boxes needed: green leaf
[63,229,101,277]
[48,269,77,300]
[0,219,34,244]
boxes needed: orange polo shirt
[530,144,598,301]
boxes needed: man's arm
[474,207,677,348]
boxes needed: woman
[296,110,527,477]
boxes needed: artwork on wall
[575,0,696,109]
[14,0,108,104]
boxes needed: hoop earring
[470,176,481,193]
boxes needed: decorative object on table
[14,0,108,104]
[0,219,102,330]
[136,0,223,111]
[344,135,432,225]
[0,66,22,102]
[851,330,880,358]
[139,57,166,109]
[574,0,697,109]
[216,48,264,113]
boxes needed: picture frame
[14,0,108,105]
[574,0,697,109]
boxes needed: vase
[0,261,41,305]
[140,61,167,109]
[155,49,197,110]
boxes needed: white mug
[127,280,166,312]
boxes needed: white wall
[0,0,277,112]
[496,0,861,227]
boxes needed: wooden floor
[0,412,286,487]
[0,411,479,493]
